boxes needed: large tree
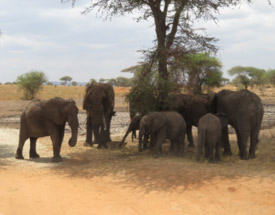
[65,0,270,106]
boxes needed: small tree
[228,66,266,89]
[265,69,275,86]
[90,78,97,84]
[72,81,78,86]
[60,76,72,85]
[16,71,48,100]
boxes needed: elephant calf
[139,111,186,158]
[197,113,222,163]
[15,97,79,162]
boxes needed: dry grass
[0,85,129,101]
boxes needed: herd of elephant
[15,82,264,163]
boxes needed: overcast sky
[0,0,275,83]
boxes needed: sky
[0,0,275,83]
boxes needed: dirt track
[0,99,275,215]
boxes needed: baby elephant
[15,97,79,162]
[139,111,186,158]
[197,113,222,163]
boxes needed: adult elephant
[83,82,115,148]
[15,97,79,162]
[138,111,186,158]
[172,94,210,147]
[210,89,263,159]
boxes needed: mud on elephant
[15,97,79,162]
[139,111,186,158]
[83,82,115,148]
[210,89,263,160]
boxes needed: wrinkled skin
[139,112,186,158]
[172,94,210,147]
[210,89,263,159]
[15,97,79,162]
[197,113,222,163]
[83,83,115,148]
[119,114,150,149]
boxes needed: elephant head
[138,112,166,151]
[42,97,79,147]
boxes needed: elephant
[119,114,150,149]
[15,97,79,162]
[83,82,115,148]
[210,89,263,159]
[172,94,210,147]
[138,111,186,158]
[197,113,222,163]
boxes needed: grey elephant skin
[83,82,115,148]
[15,97,79,162]
[197,113,222,163]
[210,89,263,159]
[139,111,186,158]
[173,94,210,147]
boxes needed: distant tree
[265,69,275,86]
[16,71,48,100]
[228,66,266,89]
[60,76,72,85]
[115,76,132,87]
[107,78,117,86]
[46,81,53,86]
[98,78,106,83]
[72,81,78,86]
[90,78,97,84]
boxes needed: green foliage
[90,78,97,84]
[125,63,179,116]
[99,78,106,83]
[183,53,223,93]
[72,81,78,86]
[16,71,48,100]
[60,76,72,85]
[228,66,266,89]
[265,69,275,86]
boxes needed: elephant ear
[42,97,65,125]
[147,112,166,133]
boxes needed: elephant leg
[204,143,209,159]
[106,114,112,142]
[236,129,249,160]
[49,128,63,162]
[249,128,260,159]
[186,125,195,147]
[29,137,40,159]
[97,126,108,149]
[208,144,215,163]
[143,133,150,150]
[153,128,166,158]
[178,133,185,157]
[170,140,178,156]
[215,142,221,162]
[222,126,232,156]
[16,134,28,159]
[85,116,93,147]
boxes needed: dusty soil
[0,99,275,215]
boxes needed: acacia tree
[65,0,270,106]
[60,76,72,85]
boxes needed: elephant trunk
[68,115,79,147]
[119,127,132,148]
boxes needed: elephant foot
[223,151,233,156]
[15,154,24,160]
[84,142,93,147]
[30,152,40,159]
[249,154,256,159]
[187,143,195,148]
[52,156,63,162]
[97,144,108,149]
[240,155,248,160]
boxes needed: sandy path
[0,128,275,215]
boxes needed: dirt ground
[0,99,275,215]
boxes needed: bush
[16,71,48,100]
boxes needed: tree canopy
[60,76,72,85]
[16,71,48,100]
